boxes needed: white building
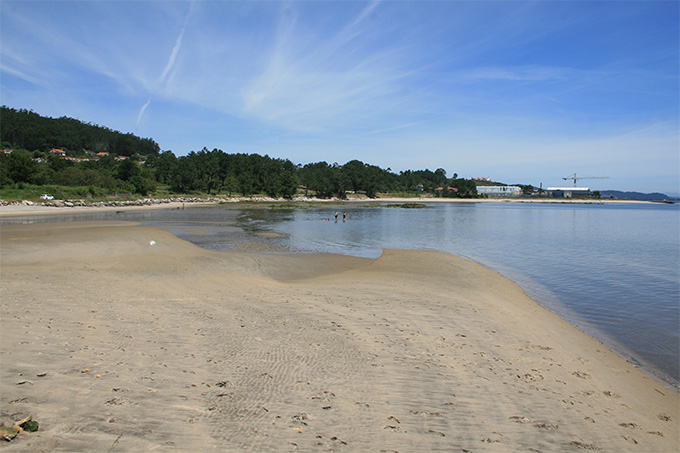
[477,186,522,197]
[546,187,590,198]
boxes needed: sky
[1,0,678,194]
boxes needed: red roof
[435,187,459,192]
[49,148,66,154]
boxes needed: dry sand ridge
[0,221,677,451]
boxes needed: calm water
[3,202,679,387]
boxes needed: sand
[0,221,677,452]
[0,201,190,217]
[0,196,657,218]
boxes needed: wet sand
[0,196,656,218]
[0,221,677,451]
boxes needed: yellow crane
[562,173,609,187]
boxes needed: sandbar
[1,221,677,451]
[0,197,660,218]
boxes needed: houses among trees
[0,106,159,157]
[0,106,481,198]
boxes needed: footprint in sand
[508,415,532,424]
[570,440,598,450]
[535,423,559,430]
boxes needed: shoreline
[1,221,678,451]
[0,196,663,218]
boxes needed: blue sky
[1,1,678,194]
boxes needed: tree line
[1,106,478,198]
[153,149,477,198]
[1,106,160,157]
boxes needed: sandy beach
[1,220,678,451]
[0,196,658,218]
[0,201,191,217]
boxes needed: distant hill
[599,190,672,202]
[473,180,507,186]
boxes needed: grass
[1,184,441,204]
[383,203,431,209]
[375,192,426,199]
[0,184,99,201]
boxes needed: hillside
[599,190,672,202]
[0,106,160,157]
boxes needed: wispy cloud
[459,65,568,82]
[0,60,43,87]
[239,1,421,133]
[0,0,676,192]
[136,98,152,129]
[136,0,197,129]
[347,0,381,30]
[159,8,191,84]
[364,121,423,136]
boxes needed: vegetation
[1,106,159,157]
[0,183,117,201]
[384,203,431,209]
[0,106,480,200]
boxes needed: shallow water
[3,201,679,387]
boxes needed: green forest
[0,106,479,200]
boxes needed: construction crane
[562,173,609,187]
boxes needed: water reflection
[228,202,680,386]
